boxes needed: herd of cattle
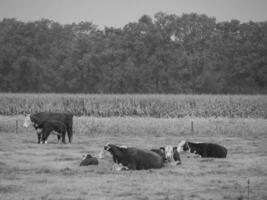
[23,112,228,171]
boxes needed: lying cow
[104,143,164,170]
[36,120,67,144]
[80,154,99,166]
[152,146,181,165]
[23,112,73,143]
[177,140,227,158]
[164,145,182,165]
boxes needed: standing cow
[23,112,73,144]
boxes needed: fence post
[15,120,18,134]
[191,120,194,134]
[248,179,250,200]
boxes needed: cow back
[206,143,227,158]
[31,112,73,126]
[127,148,164,169]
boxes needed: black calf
[37,120,67,144]
[80,154,99,166]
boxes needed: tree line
[0,12,266,94]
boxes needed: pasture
[0,116,267,200]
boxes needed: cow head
[23,114,32,128]
[103,143,118,160]
[103,143,128,164]
[82,153,93,160]
[177,140,191,153]
[165,145,174,162]
[104,143,112,151]
[104,143,127,152]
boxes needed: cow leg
[57,135,61,144]
[67,126,72,143]
[42,128,52,144]
[61,131,66,144]
[37,133,41,144]
[36,129,43,144]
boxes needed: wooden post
[15,120,18,134]
[248,179,250,200]
[191,120,194,133]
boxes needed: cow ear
[160,147,165,152]
[173,146,177,151]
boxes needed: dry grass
[0,116,267,200]
[1,115,267,138]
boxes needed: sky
[0,0,266,28]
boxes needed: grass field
[0,116,267,200]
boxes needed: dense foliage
[0,13,266,93]
[0,93,266,118]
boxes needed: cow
[103,143,164,170]
[177,140,227,158]
[80,154,99,166]
[37,120,67,144]
[152,146,181,165]
[163,145,182,165]
[23,112,73,143]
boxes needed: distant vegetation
[0,12,266,94]
[0,93,266,118]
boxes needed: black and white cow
[80,154,99,166]
[23,112,73,143]
[177,140,227,158]
[104,143,164,170]
[152,146,181,165]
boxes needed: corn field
[0,93,266,118]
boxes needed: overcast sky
[0,0,266,28]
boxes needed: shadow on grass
[0,185,20,193]
[0,161,7,166]
[54,157,78,161]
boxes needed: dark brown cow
[23,112,73,143]
[104,144,164,170]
